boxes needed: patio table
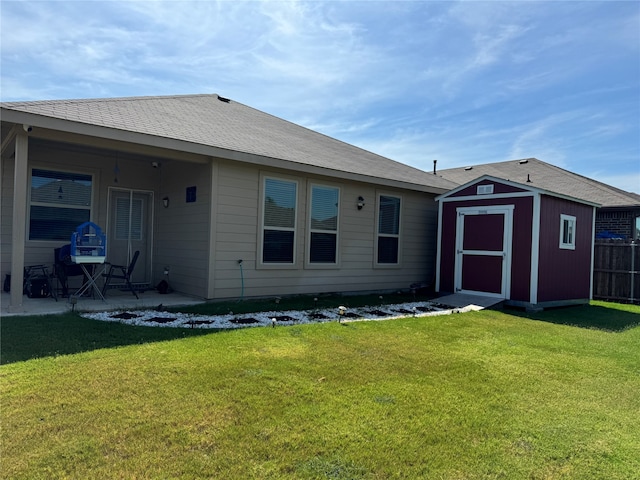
[72,258,107,302]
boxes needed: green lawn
[1,301,639,479]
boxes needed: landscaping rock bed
[82,301,461,330]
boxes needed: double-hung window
[262,177,297,263]
[559,214,576,250]
[377,194,401,264]
[29,168,92,241]
[309,185,339,264]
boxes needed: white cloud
[1,1,638,193]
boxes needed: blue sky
[2,1,639,193]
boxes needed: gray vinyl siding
[210,160,439,300]
[2,136,439,301]
[154,160,212,298]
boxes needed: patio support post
[9,131,28,312]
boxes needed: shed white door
[454,206,513,298]
[107,188,153,285]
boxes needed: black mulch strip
[394,308,415,315]
[341,312,361,319]
[142,316,177,324]
[309,312,329,319]
[415,306,439,312]
[366,310,392,317]
[272,315,296,322]
[230,317,259,324]
[111,312,141,319]
[187,320,215,326]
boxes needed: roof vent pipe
[527,174,532,183]
[433,159,437,175]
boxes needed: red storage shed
[435,175,599,310]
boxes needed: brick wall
[595,211,632,239]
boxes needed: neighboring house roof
[1,94,458,194]
[437,158,640,208]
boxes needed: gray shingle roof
[1,94,457,192]
[437,158,640,208]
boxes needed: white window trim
[559,214,576,250]
[257,174,299,268]
[477,184,494,195]
[374,192,402,267]
[306,183,340,268]
[27,165,95,243]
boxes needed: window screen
[263,178,297,263]
[377,195,401,264]
[309,185,339,264]
[29,169,92,241]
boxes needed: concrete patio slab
[1,290,205,317]
[434,293,504,311]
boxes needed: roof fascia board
[218,148,449,194]
[435,174,543,200]
[439,191,536,203]
[27,127,210,164]
[2,108,449,194]
[2,109,213,164]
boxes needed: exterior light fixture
[162,197,169,208]
[357,196,365,210]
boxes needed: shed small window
[477,184,494,195]
[560,214,576,250]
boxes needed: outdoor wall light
[162,196,170,208]
[357,196,365,210]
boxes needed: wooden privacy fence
[593,240,639,304]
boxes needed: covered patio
[1,289,204,317]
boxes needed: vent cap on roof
[519,159,529,164]
[217,95,231,103]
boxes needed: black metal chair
[54,245,86,297]
[101,251,140,299]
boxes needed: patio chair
[54,245,86,297]
[101,250,140,299]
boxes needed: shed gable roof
[1,94,457,193]
[436,174,601,207]
[437,158,639,208]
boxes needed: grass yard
[1,301,639,479]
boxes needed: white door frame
[454,205,514,298]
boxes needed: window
[29,168,92,241]
[262,178,297,263]
[477,184,494,195]
[560,214,576,250]
[309,185,339,264]
[377,195,401,264]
